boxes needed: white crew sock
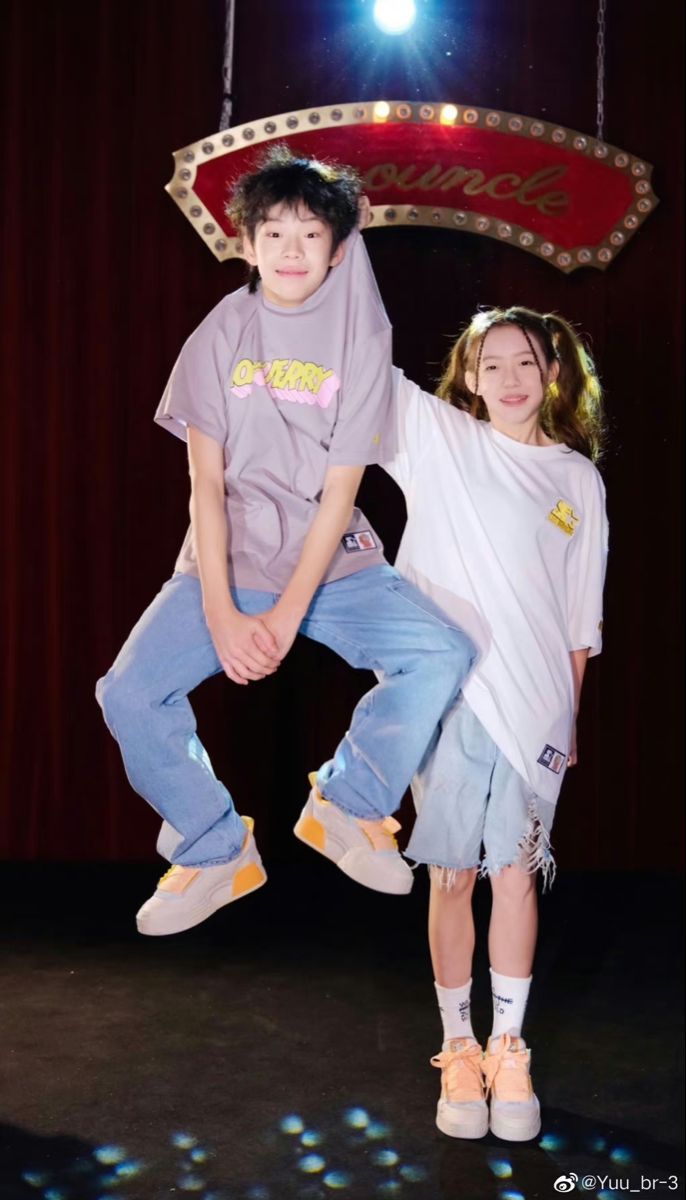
[434,979,476,1046]
[489,969,532,1039]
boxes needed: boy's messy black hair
[226,144,360,290]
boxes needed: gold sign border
[166,100,658,274]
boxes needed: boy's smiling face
[242,202,346,307]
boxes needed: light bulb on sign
[373,0,417,36]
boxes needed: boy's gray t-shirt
[155,229,390,591]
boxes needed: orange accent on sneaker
[431,1039,486,1103]
[232,862,266,898]
[483,1034,535,1103]
[156,866,201,895]
[306,775,401,851]
[356,816,402,851]
[297,813,326,850]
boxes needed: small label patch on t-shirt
[537,744,566,774]
[341,531,377,553]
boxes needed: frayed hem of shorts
[479,799,557,892]
[427,862,481,891]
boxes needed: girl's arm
[381,368,442,494]
[188,426,279,684]
[259,464,364,659]
[568,647,590,765]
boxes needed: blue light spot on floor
[597,1192,617,1200]
[539,1133,566,1151]
[500,1191,525,1200]
[377,1182,402,1196]
[324,1171,353,1189]
[365,1121,391,1140]
[115,1161,143,1178]
[280,1114,305,1135]
[21,1174,48,1188]
[488,1158,513,1179]
[301,1130,323,1147]
[245,1187,271,1200]
[399,1165,428,1183]
[171,1132,198,1150]
[343,1107,370,1129]
[590,1136,607,1153]
[299,1154,326,1174]
[94,1145,128,1165]
[374,1149,400,1167]
[97,1172,120,1188]
[610,1147,632,1165]
[44,1190,67,1200]
[189,1147,209,1163]
[177,1176,205,1191]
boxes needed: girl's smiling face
[465,323,560,440]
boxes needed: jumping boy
[96,145,474,936]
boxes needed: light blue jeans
[96,566,475,867]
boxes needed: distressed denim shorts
[405,696,557,889]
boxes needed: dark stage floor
[0,861,683,1200]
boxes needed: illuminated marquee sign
[167,100,658,273]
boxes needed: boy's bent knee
[95,671,112,714]
[445,627,477,672]
[424,629,476,696]
[96,669,146,732]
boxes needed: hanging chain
[219,0,236,130]
[596,0,607,142]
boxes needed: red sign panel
[167,100,657,273]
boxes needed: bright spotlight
[440,104,458,125]
[373,0,417,36]
[374,101,391,121]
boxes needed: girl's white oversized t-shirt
[384,369,609,805]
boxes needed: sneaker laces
[156,864,201,894]
[158,865,184,885]
[431,1040,485,1102]
[355,816,402,851]
[483,1034,533,1101]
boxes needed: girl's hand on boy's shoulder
[205,606,280,685]
[357,194,372,230]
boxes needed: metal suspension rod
[219,0,237,131]
[596,0,607,141]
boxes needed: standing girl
[385,307,608,1141]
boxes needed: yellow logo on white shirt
[548,499,580,536]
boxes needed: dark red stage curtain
[1,0,683,868]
